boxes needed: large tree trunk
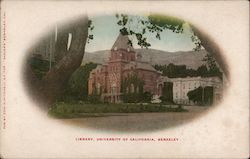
[25,16,89,109]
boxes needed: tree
[122,73,144,103]
[160,82,173,103]
[115,14,228,77]
[154,63,189,78]
[187,87,203,105]
[197,65,208,77]
[115,14,185,49]
[154,63,220,78]
[203,54,217,71]
[202,54,222,79]
[186,68,197,77]
[24,16,89,109]
[62,62,98,101]
[25,13,228,109]
[141,91,153,103]
[191,25,229,77]
[187,86,214,106]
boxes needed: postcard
[0,1,249,158]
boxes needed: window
[130,84,135,93]
[111,86,116,94]
[126,87,129,93]
[97,83,101,94]
[136,87,139,93]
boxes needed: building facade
[88,34,161,103]
[162,76,223,105]
[88,34,223,105]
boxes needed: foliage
[122,93,140,103]
[86,13,204,59]
[202,53,222,79]
[154,63,193,78]
[115,14,187,49]
[187,87,203,104]
[87,94,102,104]
[87,20,94,43]
[187,86,214,105]
[148,14,184,33]
[48,102,188,118]
[121,73,152,103]
[197,65,208,76]
[122,91,153,103]
[28,57,55,80]
[141,91,153,103]
[203,53,217,70]
[154,62,222,79]
[160,82,173,103]
[116,14,151,48]
[121,73,144,93]
[191,34,202,51]
[61,62,98,101]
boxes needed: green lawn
[48,102,188,118]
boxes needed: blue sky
[85,14,196,53]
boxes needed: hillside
[82,49,208,69]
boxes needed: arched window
[111,83,117,94]
[130,84,135,93]
[136,87,139,93]
[97,83,101,94]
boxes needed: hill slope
[82,49,208,69]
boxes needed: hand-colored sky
[85,14,196,53]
